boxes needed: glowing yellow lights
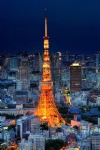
[43,63,50,68]
[44,39,49,49]
[44,57,50,61]
[42,116,47,119]
[62,87,71,105]
[71,62,80,66]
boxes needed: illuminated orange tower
[34,10,65,127]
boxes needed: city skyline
[0,2,100,148]
[0,0,100,54]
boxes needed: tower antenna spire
[43,9,49,49]
[45,9,48,37]
[45,8,47,17]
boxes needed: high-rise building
[19,133,45,150]
[29,53,42,89]
[16,115,40,139]
[9,56,19,71]
[8,56,19,80]
[34,10,65,127]
[28,133,45,150]
[19,56,30,90]
[91,133,100,150]
[32,52,42,72]
[70,62,81,92]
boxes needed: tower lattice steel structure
[34,11,65,127]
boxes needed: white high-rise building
[97,97,100,105]
[98,118,100,125]
[19,133,45,150]
[91,133,100,150]
[28,133,45,150]
[19,139,32,150]
[97,72,100,87]
[9,56,19,71]
[16,80,22,91]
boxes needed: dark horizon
[0,0,100,55]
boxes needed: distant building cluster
[0,51,100,105]
[0,51,100,149]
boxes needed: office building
[70,62,81,92]
[91,133,100,150]
[16,115,40,139]
[19,133,45,150]
[19,56,30,90]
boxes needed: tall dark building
[32,52,42,72]
[70,62,81,92]
[19,56,29,90]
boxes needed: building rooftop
[68,106,81,114]
[70,62,81,66]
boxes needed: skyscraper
[19,56,29,90]
[70,62,81,92]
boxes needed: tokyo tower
[34,10,65,127]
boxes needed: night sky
[0,0,100,54]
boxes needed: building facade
[70,62,81,92]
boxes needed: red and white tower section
[34,11,65,127]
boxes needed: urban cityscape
[0,1,100,150]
